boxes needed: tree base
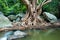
[0,22,60,32]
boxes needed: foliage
[0,0,59,18]
[37,0,60,18]
[43,0,59,18]
[0,0,26,16]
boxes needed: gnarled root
[21,13,46,29]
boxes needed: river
[0,29,60,40]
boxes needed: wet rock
[0,31,14,40]
[0,31,27,40]
[4,31,14,37]
[8,30,27,40]
[0,37,7,40]
[16,13,25,22]
[43,12,58,23]
[0,12,12,28]
[14,30,27,36]
[16,13,25,18]
[8,15,16,21]
[15,17,20,22]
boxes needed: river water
[0,29,60,40]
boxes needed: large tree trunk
[20,0,52,28]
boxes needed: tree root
[0,22,60,32]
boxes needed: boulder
[0,12,12,28]
[16,13,25,18]
[43,12,58,23]
[0,30,27,40]
[16,13,25,22]
[8,30,27,40]
[14,30,27,36]
[8,15,16,21]
[15,17,20,22]
[4,31,14,37]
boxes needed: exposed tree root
[0,22,60,32]
[0,27,26,32]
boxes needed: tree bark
[20,0,53,28]
[0,22,60,32]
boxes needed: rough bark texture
[0,22,60,32]
[21,0,52,27]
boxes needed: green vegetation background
[0,0,60,18]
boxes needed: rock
[0,30,27,40]
[0,37,7,40]
[16,13,25,22]
[4,31,14,37]
[43,12,58,23]
[16,13,25,18]
[0,31,14,40]
[15,17,20,22]
[0,12,12,28]
[8,15,16,21]
[0,12,4,15]
[8,30,27,40]
[14,30,27,36]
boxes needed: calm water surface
[0,29,60,40]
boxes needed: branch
[0,26,26,32]
[36,0,52,10]
[32,22,60,29]
[42,0,52,6]
[22,0,32,11]
[22,0,30,6]
[32,0,37,8]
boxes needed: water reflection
[0,29,60,40]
